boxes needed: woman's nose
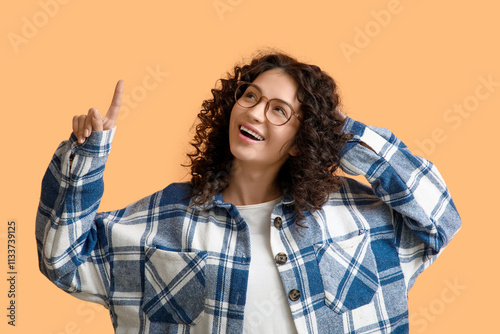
[247,98,268,123]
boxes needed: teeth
[240,125,264,141]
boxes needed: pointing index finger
[105,80,124,121]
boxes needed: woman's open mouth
[239,125,264,141]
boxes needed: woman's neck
[222,161,282,206]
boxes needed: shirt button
[275,252,288,265]
[345,132,354,140]
[288,289,301,301]
[273,217,283,229]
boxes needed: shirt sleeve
[35,129,116,306]
[339,117,461,291]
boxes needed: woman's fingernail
[85,129,90,137]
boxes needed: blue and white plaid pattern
[36,117,461,333]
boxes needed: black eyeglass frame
[234,81,302,126]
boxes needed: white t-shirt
[237,198,298,334]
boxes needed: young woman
[36,52,461,333]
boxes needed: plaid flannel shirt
[36,117,461,333]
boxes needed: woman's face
[228,68,301,172]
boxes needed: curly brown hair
[186,51,349,221]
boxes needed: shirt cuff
[342,117,364,139]
[342,117,387,155]
[69,127,117,157]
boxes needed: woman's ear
[289,145,298,157]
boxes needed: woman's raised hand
[73,80,124,144]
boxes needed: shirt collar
[190,188,295,212]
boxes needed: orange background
[1,1,498,333]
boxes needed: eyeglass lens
[235,83,293,125]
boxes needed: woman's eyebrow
[250,82,263,92]
[252,82,295,105]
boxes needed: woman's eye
[244,92,257,100]
[274,106,286,115]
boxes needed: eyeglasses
[234,81,302,126]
